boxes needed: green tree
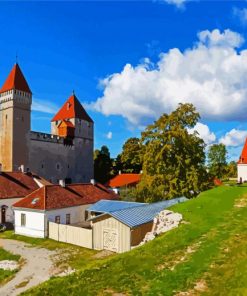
[135,103,209,202]
[208,144,227,179]
[120,137,144,173]
[226,161,237,178]
[94,145,112,184]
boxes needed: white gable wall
[237,164,247,182]
[14,204,91,238]
[15,210,45,238]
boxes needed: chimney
[59,179,66,188]
[20,165,25,173]
[90,179,96,185]
[118,170,121,175]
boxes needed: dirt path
[0,239,57,296]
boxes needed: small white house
[13,183,118,238]
[0,170,49,225]
[237,138,247,183]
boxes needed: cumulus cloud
[233,7,247,25]
[164,0,187,9]
[32,98,58,114]
[219,128,247,147]
[93,29,247,127]
[188,122,216,145]
[106,131,113,139]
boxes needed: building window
[66,214,70,225]
[21,213,26,226]
[55,216,60,224]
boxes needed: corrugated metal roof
[91,197,187,228]
[87,199,146,213]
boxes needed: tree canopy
[94,145,112,184]
[135,103,210,202]
[120,137,144,173]
[207,143,227,179]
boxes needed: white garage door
[103,229,118,252]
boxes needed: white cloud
[233,7,247,25]
[198,29,244,48]
[106,131,113,139]
[188,122,216,145]
[32,98,58,114]
[93,29,247,127]
[219,128,247,147]
[164,0,187,9]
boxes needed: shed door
[103,229,118,252]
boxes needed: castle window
[56,163,60,170]
[22,116,24,122]
[41,164,44,169]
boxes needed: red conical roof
[0,63,31,94]
[51,94,93,123]
[238,138,247,164]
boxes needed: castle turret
[51,93,93,140]
[0,64,32,171]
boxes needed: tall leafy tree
[120,137,144,173]
[207,144,227,178]
[136,103,209,202]
[226,161,237,178]
[94,145,112,184]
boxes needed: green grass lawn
[0,247,20,285]
[20,185,247,296]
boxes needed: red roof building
[0,171,48,200]
[51,94,93,123]
[106,173,141,188]
[238,138,247,164]
[0,63,31,94]
[13,183,118,210]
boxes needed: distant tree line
[94,103,237,201]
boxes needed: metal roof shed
[91,197,187,253]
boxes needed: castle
[0,63,94,183]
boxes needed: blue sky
[1,1,247,160]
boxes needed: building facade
[0,63,94,183]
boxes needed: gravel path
[0,239,57,296]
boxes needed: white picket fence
[49,222,93,249]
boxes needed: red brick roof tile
[0,172,42,199]
[51,94,93,123]
[106,174,141,188]
[13,183,118,210]
[0,64,31,94]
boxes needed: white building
[237,138,247,183]
[0,169,49,225]
[13,183,118,238]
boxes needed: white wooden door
[103,229,118,252]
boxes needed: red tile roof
[13,183,118,210]
[106,174,141,188]
[0,64,31,94]
[0,172,43,199]
[51,94,93,123]
[238,138,247,164]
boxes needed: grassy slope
[22,185,247,295]
[0,247,20,285]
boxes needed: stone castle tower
[0,64,32,171]
[0,63,94,183]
